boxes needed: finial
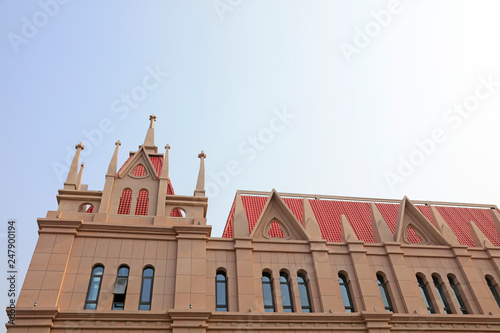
[198,150,206,159]
[149,115,157,128]
[64,143,85,190]
[115,140,121,146]
[165,144,171,150]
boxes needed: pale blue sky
[2,0,500,323]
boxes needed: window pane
[88,278,101,301]
[141,279,152,302]
[216,281,226,305]
[144,268,154,277]
[84,303,97,310]
[113,277,128,294]
[93,266,104,276]
[118,267,129,277]
[263,283,273,306]
[139,304,150,311]
[217,273,226,282]
[280,283,292,307]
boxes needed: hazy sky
[2,0,500,322]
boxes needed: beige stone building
[7,116,500,332]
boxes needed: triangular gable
[394,197,449,246]
[116,146,159,180]
[251,190,310,241]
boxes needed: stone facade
[6,116,500,332]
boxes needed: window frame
[448,274,468,314]
[297,272,312,313]
[376,273,394,312]
[112,265,130,310]
[486,275,500,308]
[139,267,155,311]
[262,271,275,312]
[84,265,104,310]
[432,274,451,314]
[279,271,294,312]
[216,270,228,312]
[417,274,436,314]
[339,272,355,313]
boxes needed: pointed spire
[142,115,157,153]
[233,192,250,237]
[194,150,206,197]
[370,203,394,243]
[106,141,121,176]
[429,206,460,246]
[340,215,359,242]
[160,144,170,180]
[469,221,494,247]
[76,162,85,190]
[303,199,322,240]
[64,142,84,190]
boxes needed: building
[7,116,500,333]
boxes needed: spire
[142,115,157,153]
[194,150,206,197]
[160,144,170,180]
[64,142,84,190]
[107,141,121,176]
[76,162,85,190]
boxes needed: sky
[2,0,500,326]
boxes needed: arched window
[339,273,355,312]
[297,272,312,313]
[486,275,500,308]
[376,273,394,312]
[84,265,104,310]
[262,271,275,312]
[279,271,294,312]
[118,189,132,215]
[216,270,228,311]
[139,267,154,310]
[432,274,451,314]
[448,274,468,314]
[112,265,129,310]
[417,274,435,314]
[135,189,149,216]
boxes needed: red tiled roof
[135,189,149,216]
[133,164,146,177]
[118,189,132,215]
[116,153,163,177]
[223,194,500,247]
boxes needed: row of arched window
[117,188,149,215]
[84,264,154,310]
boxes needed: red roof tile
[135,189,149,216]
[223,194,500,247]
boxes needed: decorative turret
[76,162,85,190]
[194,150,206,197]
[63,142,84,190]
[142,114,157,153]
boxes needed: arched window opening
[135,189,149,216]
[432,275,451,314]
[339,273,355,312]
[118,189,132,215]
[112,265,129,310]
[486,275,500,308]
[297,272,312,313]
[170,207,186,217]
[84,265,104,310]
[262,271,275,312]
[448,275,468,314]
[376,273,394,312]
[139,267,154,310]
[132,164,146,177]
[216,270,228,311]
[279,271,294,312]
[78,203,94,213]
[417,274,435,314]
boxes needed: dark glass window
[297,272,312,313]
[417,275,435,314]
[216,271,228,311]
[139,267,154,310]
[84,265,104,310]
[486,276,500,308]
[377,274,393,312]
[448,275,468,314]
[339,273,355,312]
[432,275,451,314]
[262,272,275,312]
[112,266,129,310]
[280,272,294,312]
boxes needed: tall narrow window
[112,265,129,310]
[262,272,275,312]
[118,188,132,214]
[280,271,294,312]
[339,273,355,312]
[486,275,500,308]
[377,273,393,312]
[448,275,468,314]
[84,265,104,310]
[432,275,451,314]
[135,189,149,216]
[139,267,154,310]
[216,270,228,311]
[297,272,312,313]
[417,275,435,314]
